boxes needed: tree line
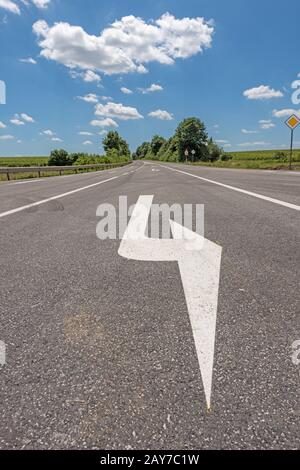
[48,131,131,166]
[133,117,228,162]
[48,117,227,166]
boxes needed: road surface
[0,161,299,449]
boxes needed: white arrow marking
[118,195,222,409]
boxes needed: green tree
[175,117,208,162]
[151,135,166,156]
[102,131,130,158]
[135,141,151,159]
[157,136,179,161]
[48,149,73,166]
[207,138,224,162]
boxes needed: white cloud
[259,119,275,129]
[19,57,37,64]
[10,118,25,126]
[0,134,14,140]
[238,141,269,147]
[241,128,258,134]
[70,70,101,83]
[139,83,163,94]
[0,121,6,128]
[99,95,112,101]
[41,129,55,136]
[243,85,283,100]
[215,139,229,144]
[148,109,174,120]
[0,0,50,14]
[51,137,62,142]
[90,118,118,128]
[10,113,35,125]
[32,13,214,76]
[83,70,101,83]
[83,140,92,145]
[0,0,20,15]
[272,108,300,118]
[77,93,98,103]
[95,102,143,120]
[31,0,51,9]
[99,130,108,136]
[79,131,93,136]
[20,113,35,122]
[121,87,133,94]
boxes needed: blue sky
[0,0,300,156]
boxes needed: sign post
[184,149,189,164]
[285,114,300,170]
[191,149,196,162]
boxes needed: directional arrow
[118,195,222,409]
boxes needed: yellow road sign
[285,114,300,130]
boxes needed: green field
[1,150,300,176]
[226,149,300,161]
[192,149,300,170]
[0,156,49,167]
[0,156,130,181]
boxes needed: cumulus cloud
[19,57,37,64]
[139,83,163,94]
[83,140,92,145]
[259,119,275,129]
[121,87,133,94]
[0,0,50,14]
[51,137,62,142]
[10,118,25,126]
[243,85,283,100]
[238,141,269,147]
[70,70,101,83]
[272,108,300,118]
[0,121,6,128]
[0,0,20,15]
[79,131,94,136]
[241,128,258,134]
[10,113,35,125]
[77,93,99,103]
[148,109,174,120]
[32,13,214,76]
[95,102,143,120]
[20,113,35,122]
[31,0,51,9]
[41,129,55,136]
[0,134,14,140]
[90,118,119,128]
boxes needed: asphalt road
[0,161,299,450]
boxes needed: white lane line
[118,195,222,409]
[9,179,48,185]
[0,174,126,219]
[161,165,300,211]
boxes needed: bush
[220,154,233,161]
[273,151,286,160]
[207,139,224,162]
[48,149,72,166]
